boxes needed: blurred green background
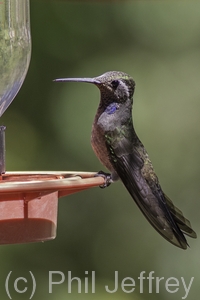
[0,0,200,299]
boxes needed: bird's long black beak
[53,77,100,85]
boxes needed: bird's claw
[94,171,112,188]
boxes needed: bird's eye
[111,80,119,89]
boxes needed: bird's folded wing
[106,135,196,249]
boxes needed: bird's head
[54,71,135,105]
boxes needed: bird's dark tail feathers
[164,194,197,239]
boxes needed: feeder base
[0,191,58,245]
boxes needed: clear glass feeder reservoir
[0,0,31,116]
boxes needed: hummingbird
[54,71,197,249]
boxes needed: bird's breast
[91,115,115,173]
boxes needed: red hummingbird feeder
[0,0,105,245]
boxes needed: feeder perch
[0,1,106,245]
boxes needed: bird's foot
[94,171,112,188]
